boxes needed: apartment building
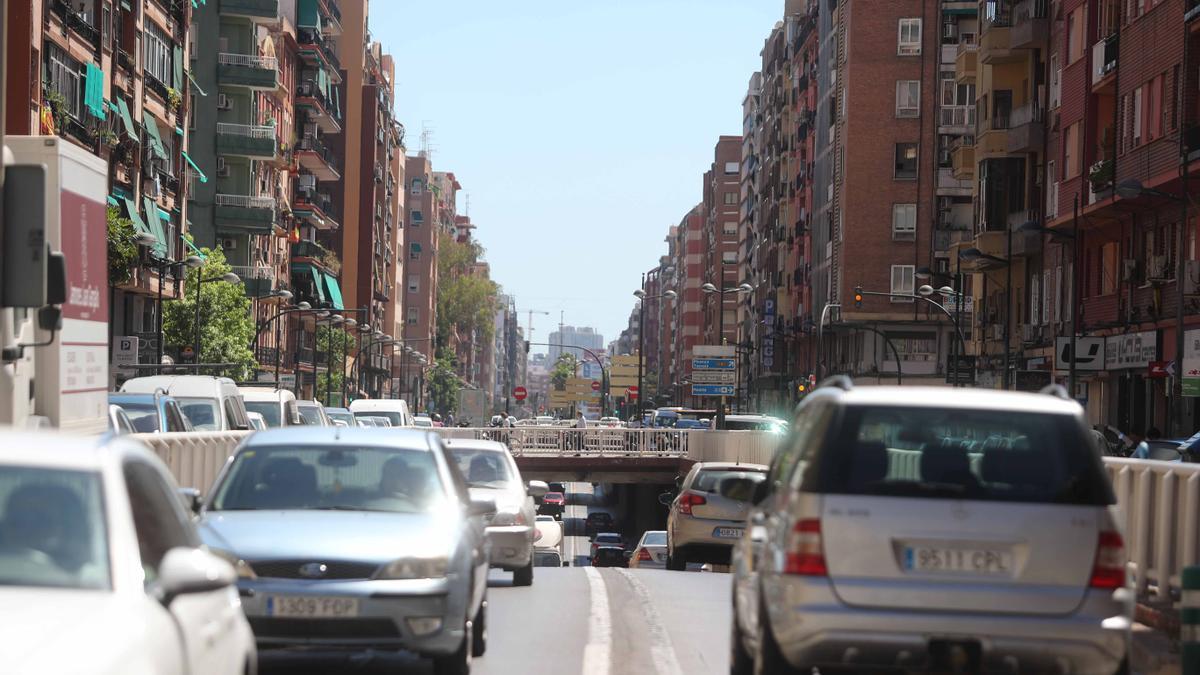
[701,136,743,348]
[673,205,706,406]
[402,154,437,369]
[7,0,197,377]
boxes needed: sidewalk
[1133,622,1180,675]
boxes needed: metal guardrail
[216,122,276,139]
[216,193,275,209]
[435,427,693,457]
[218,52,279,70]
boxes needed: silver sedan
[197,428,493,675]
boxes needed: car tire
[513,559,534,586]
[754,601,798,675]
[667,548,686,571]
[433,618,472,675]
[730,598,753,675]
[1112,658,1130,675]
[471,597,487,657]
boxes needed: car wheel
[513,559,534,586]
[471,597,487,657]
[666,549,686,571]
[730,598,753,675]
[754,600,798,675]
[433,617,472,675]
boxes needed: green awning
[182,235,207,259]
[142,197,168,256]
[298,0,319,27]
[121,196,155,247]
[173,46,184,91]
[106,195,119,207]
[309,267,327,304]
[84,62,105,119]
[144,115,167,159]
[943,6,976,13]
[182,151,208,183]
[322,273,344,310]
[187,69,206,96]
[115,97,138,142]
[410,243,421,253]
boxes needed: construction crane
[523,309,551,344]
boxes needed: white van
[238,387,302,428]
[348,398,414,428]
[121,375,250,431]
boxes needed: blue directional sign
[691,384,735,397]
[692,358,735,370]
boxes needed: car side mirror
[157,547,235,605]
[658,492,674,507]
[526,480,549,498]
[468,496,497,518]
[718,476,764,503]
[177,487,203,515]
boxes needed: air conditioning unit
[217,94,232,110]
[1121,258,1137,282]
[1147,255,1169,282]
[220,237,238,250]
[1185,260,1200,296]
[1021,324,1040,343]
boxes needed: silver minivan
[729,380,1132,675]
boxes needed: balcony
[230,265,277,298]
[1010,0,1049,49]
[297,29,342,83]
[49,0,100,46]
[1006,102,1044,153]
[979,8,1022,65]
[296,80,342,134]
[217,53,279,90]
[954,42,977,83]
[219,0,279,22]
[217,123,278,160]
[951,137,975,180]
[291,239,327,262]
[322,0,343,35]
[294,189,341,230]
[1091,35,1119,91]
[215,194,276,234]
[938,104,975,131]
[934,228,972,252]
[966,230,1007,268]
[937,168,973,195]
[297,137,341,181]
[976,115,1011,160]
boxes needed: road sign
[692,370,736,384]
[694,345,736,358]
[512,386,528,401]
[627,385,639,399]
[692,358,735,370]
[1148,361,1170,379]
[1054,336,1105,372]
[591,380,601,392]
[692,384,735,397]
[113,336,139,369]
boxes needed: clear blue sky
[372,0,781,351]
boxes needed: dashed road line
[582,566,612,675]
[616,568,684,675]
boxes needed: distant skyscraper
[547,326,605,364]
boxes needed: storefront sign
[1014,370,1052,392]
[1055,336,1106,372]
[761,299,776,371]
[1148,361,1170,379]
[1104,331,1156,370]
[1183,329,1200,396]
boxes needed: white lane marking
[582,566,612,675]
[615,568,684,675]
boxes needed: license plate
[266,595,360,618]
[903,546,1013,575]
[713,527,744,539]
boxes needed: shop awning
[144,115,167,159]
[84,62,105,119]
[142,197,168,256]
[181,151,207,183]
[115,97,138,142]
[292,263,327,305]
[121,196,157,250]
[322,273,344,310]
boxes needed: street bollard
[1184,566,1200,674]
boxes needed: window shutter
[173,45,183,91]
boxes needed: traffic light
[524,340,530,353]
[854,286,864,308]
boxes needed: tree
[550,353,578,388]
[427,349,461,417]
[436,233,499,347]
[315,326,354,405]
[107,206,139,286]
[162,247,256,379]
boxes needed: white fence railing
[218,52,278,70]
[138,428,1199,600]
[216,122,276,139]
[215,193,275,209]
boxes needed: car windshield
[326,411,355,426]
[355,411,403,426]
[0,467,110,590]
[809,406,1114,505]
[693,468,766,493]
[448,448,514,488]
[115,401,161,433]
[414,418,433,428]
[642,532,667,546]
[243,401,282,428]
[176,397,220,431]
[297,405,324,425]
[654,414,679,428]
[210,445,450,513]
[725,419,784,432]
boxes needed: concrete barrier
[133,431,248,493]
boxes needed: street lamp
[633,284,677,421]
[1019,214,1082,399]
[192,269,241,367]
[700,282,753,427]
[149,254,203,371]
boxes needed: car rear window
[692,468,766,493]
[596,534,621,544]
[807,405,1113,506]
[642,532,667,546]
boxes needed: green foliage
[550,353,578,388]
[42,88,70,133]
[166,88,183,111]
[1088,159,1114,191]
[436,233,499,346]
[161,247,257,379]
[107,206,139,286]
[314,326,354,405]
[427,353,461,417]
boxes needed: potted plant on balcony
[166,87,182,113]
[1088,158,1114,200]
[107,206,139,286]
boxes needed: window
[723,161,739,175]
[407,307,418,325]
[895,80,920,118]
[1046,160,1058,216]
[723,222,738,237]
[1029,275,1040,325]
[1049,53,1061,108]
[123,460,196,585]
[898,18,922,55]
[890,265,915,301]
[407,274,419,293]
[143,21,172,85]
[1171,65,1181,131]
[44,44,83,120]
[1064,123,1080,178]
[894,143,918,179]
[723,191,738,205]
[722,250,737,264]
[1132,86,1143,146]
[1067,9,1084,64]
[410,210,423,225]
[1148,74,1164,141]
[409,243,421,261]
[1100,242,1119,295]
[892,203,917,240]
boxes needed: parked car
[539,491,566,519]
[533,549,564,567]
[711,413,787,433]
[107,404,136,434]
[0,430,255,674]
[628,530,668,569]
[196,427,493,674]
[349,398,415,428]
[590,532,624,558]
[121,376,250,431]
[108,392,195,434]
[444,438,547,586]
[414,414,435,428]
[238,387,302,428]
[585,511,614,537]
[296,400,332,426]
[324,407,357,427]
[358,415,392,428]
[246,411,267,431]
[664,461,768,570]
[729,381,1130,675]
[591,546,628,568]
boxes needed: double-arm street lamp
[192,268,242,365]
[633,286,677,420]
[959,245,1012,389]
[700,281,753,427]
[147,253,203,370]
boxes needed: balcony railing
[217,123,276,139]
[216,194,275,209]
[230,265,275,280]
[218,53,279,69]
[939,105,976,128]
[1092,35,1119,85]
[1009,101,1043,127]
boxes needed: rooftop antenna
[465,193,470,218]
[420,122,436,161]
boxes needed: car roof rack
[1039,384,1072,400]
[817,375,854,392]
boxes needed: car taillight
[679,492,707,515]
[637,548,652,561]
[1090,531,1126,589]
[784,518,827,576]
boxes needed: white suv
[729,378,1132,675]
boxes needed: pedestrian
[1131,427,1161,459]
[576,411,587,429]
